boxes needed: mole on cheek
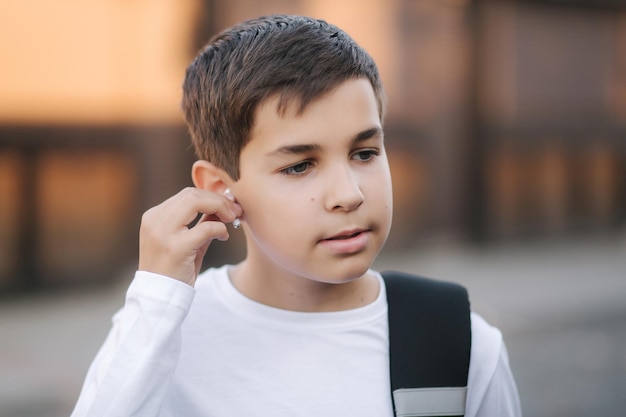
[310,197,315,202]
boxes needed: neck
[229,261,379,312]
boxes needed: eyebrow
[265,126,383,158]
[354,126,384,143]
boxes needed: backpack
[382,271,471,417]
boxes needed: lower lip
[319,231,370,254]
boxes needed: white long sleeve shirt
[71,266,521,417]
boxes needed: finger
[185,220,230,250]
[186,212,205,229]
[182,189,241,224]
[162,188,241,229]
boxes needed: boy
[71,14,521,417]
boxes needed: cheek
[367,170,393,222]
[244,192,308,233]
[366,167,392,199]
[246,200,317,259]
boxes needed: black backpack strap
[382,271,471,417]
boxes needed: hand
[138,187,242,286]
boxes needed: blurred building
[1,0,625,292]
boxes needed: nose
[324,164,364,212]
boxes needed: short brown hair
[181,14,385,180]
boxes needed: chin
[315,257,374,285]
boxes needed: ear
[191,160,233,193]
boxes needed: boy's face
[232,78,392,284]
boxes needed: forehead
[246,78,381,152]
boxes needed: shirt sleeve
[466,312,523,417]
[70,271,195,417]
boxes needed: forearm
[71,272,195,417]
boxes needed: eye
[280,161,313,176]
[352,149,379,162]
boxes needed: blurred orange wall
[0,0,201,125]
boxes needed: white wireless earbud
[224,188,242,229]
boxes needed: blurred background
[0,0,625,416]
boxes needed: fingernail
[224,188,235,202]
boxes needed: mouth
[323,229,369,241]
[319,228,372,254]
